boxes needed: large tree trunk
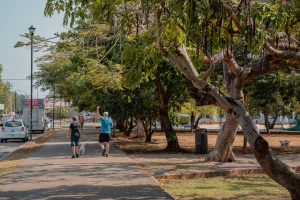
[206,114,238,162]
[206,64,241,162]
[235,105,300,200]
[156,14,300,198]
[155,75,180,152]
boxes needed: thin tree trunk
[243,136,247,153]
[190,112,195,133]
[264,112,270,134]
[270,115,278,129]
[144,119,154,143]
[193,116,202,129]
[125,117,136,137]
[155,75,180,152]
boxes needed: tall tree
[44,0,300,198]
[246,71,299,134]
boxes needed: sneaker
[72,155,75,158]
[102,151,105,156]
[105,153,108,157]
[76,153,79,158]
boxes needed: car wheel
[22,138,26,142]
[0,139,3,143]
[4,139,8,142]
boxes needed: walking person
[97,106,112,157]
[79,115,85,130]
[68,116,81,158]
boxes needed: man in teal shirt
[98,110,112,157]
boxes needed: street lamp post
[29,25,35,141]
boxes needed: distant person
[92,116,96,126]
[79,115,85,130]
[68,116,80,158]
[97,108,112,157]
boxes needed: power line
[2,79,29,80]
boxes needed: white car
[0,120,29,142]
[80,112,92,121]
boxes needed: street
[0,133,40,160]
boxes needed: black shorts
[99,133,110,143]
[71,135,80,147]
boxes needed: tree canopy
[42,1,300,198]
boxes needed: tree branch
[264,42,300,63]
[221,1,243,34]
[203,56,216,81]
[223,50,243,76]
[242,56,290,83]
[156,10,231,111]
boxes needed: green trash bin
[195,127,208,154]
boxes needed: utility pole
[52,84,55,130]
[28,25,35,141]
[60,97,62,126]
[14,91,17,114]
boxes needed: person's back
[98,111,112,157]
[70,121,80,136]
[68,116,81,158]
[100,116,112,133]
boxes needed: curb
[151,176,175,200]
[154,166,300,180]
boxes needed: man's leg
[72,146,76,158]
[104,142,110,157]
[99,142,105,156]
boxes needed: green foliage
[45,106,69,119]
[0,65,12,114]
[181,98,218,117]
[246,71,299,116]
[42,0,300,129]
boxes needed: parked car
[80,111,92,121]
[0,119,29,142]
[0,115,12,126]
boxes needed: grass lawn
[159,174,290,200]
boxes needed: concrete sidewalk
[0,128,173,200]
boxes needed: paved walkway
[0,127,173,200]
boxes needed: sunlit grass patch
[159,174,290,200]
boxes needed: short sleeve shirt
[70,121,80,137]
[100,117,112,134]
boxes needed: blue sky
[0,0,67,98]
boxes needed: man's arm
[96,106,101,118]
[68,123,72,138]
